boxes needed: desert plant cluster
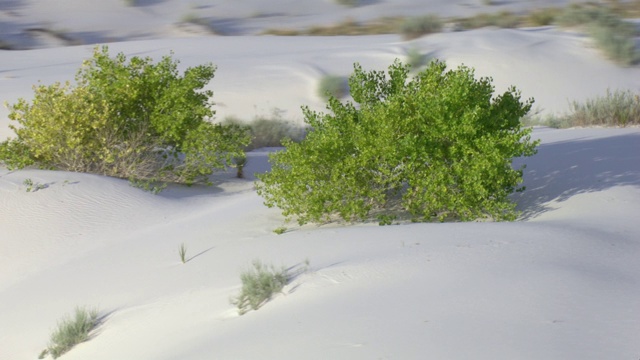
[39,255,296,358]
[258,2,639,65]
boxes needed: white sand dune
[1,127,639,360]
[1,1,640,359]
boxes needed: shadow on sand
[512,132,640,219]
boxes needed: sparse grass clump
[178,243,188,263]
[406,47,429,71]
[457,11,521,29]
[399,15,443,39]
[588,18,638,65]
[317,75,349,100]
[231,260,288,315]
[525,8,562,26]
[308,17,399,35]
[556,4,611,27]
[41,307,99,359]
[0,39,14,50]
[262,17,402,36]
[223,114,307,150]
[334,0,360,7]
[556,4,639,65]
[524,89,640,128]
[566,89,640,127]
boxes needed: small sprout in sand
[23,178,46,192]
[273,226,287,235]
[231,259,289,315]
[179,243,188,263]
[41,306,99,359]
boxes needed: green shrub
[0,46,250,187]
[317,75,349,100]
[231,260,288,315]
[42,307,99,359]
[399,15,443,39]
[257,60,538,225]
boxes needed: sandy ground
[1,1,639,359]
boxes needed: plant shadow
[512,132,640,219]
[185,246,215,263]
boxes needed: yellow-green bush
[0,46,250,186]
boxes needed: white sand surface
[1,1,640,359]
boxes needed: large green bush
[257,60,539,225]
[0,46,250,186]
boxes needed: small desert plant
[566,89,640,127]
[457,11,520,29]
[262,17,403,36]
[334,0,359,7]
[233,154,247,178]
[23,178,46,192]
[180,13,205,25]
[406,47,428,71]
[526,8,562,26]
[0,39,13,50]
[588,17,638,65]
[231,260,289,315]
[399,15,443,39]
[223,114,307,150]
[41,307,99,359]
[178,243,188,263]
[556,4,611,27]
[557,4,638,65]
[273,226,287,235]
[317,75,349,100]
